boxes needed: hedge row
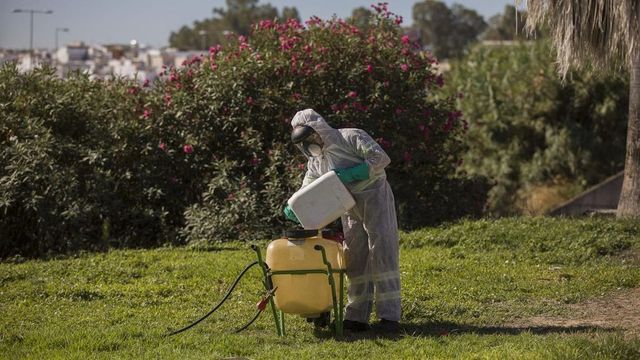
[0,9,485,257]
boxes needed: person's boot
[312,312,330,328]
[343,319,370,332]
[373,319,400,334]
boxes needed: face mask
[307,143,322,157]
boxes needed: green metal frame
[251,244,345,337]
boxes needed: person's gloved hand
[283,205,300,223]
[334,162,370,184]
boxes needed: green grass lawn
[1,217,639,359]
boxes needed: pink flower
[142,108,152,119]
[330,103,340,112]
[366,64,373,73]
[448,110,463,121]
[347,91,358,99]
[246,96,254,105]
[163,93,172,106]
[127,86,139,95]
[418,124,425,132]
[183,144,194,154]
[305,16,323,27]
[377,137,391,149]
[169,73,178,82]
[297,163,305,170]
[403,151,412,162]
[251,156,260,166]
[142,79,150,87]
[401,35,410,44]
[209,45,221,55]
[395,16,403,25]
[352,102,368,112]
[443,120,454,133]
[258,19,273,29]
[400,63,409,72]
[158,142,167,151]
[435,74,445,87]
[395,108,404,115]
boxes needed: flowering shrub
[144,4,479,243]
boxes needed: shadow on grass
[188,245,248,252]
[312,321,615,342]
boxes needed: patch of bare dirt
[511,288,640,337]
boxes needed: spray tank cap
[284,229,319,239]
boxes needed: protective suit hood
[290,109,338,145]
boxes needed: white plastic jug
[287,171,356,229]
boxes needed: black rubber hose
[234,309,263,333]
[166,260,260,336]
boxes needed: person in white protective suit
[284,108,401,333]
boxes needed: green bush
[0,66,182,256]
[446,40,629,215]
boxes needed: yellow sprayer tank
[266,229,345,318]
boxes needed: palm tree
[522,0,640,217]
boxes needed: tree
[168,0,300,50]
[524,1,640,217]
[281,6,299,21]
[450,4,488,56]
[348,6,375,32]
[482,5,527,41]
[412,0,486,59]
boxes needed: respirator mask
[291,125,324,157]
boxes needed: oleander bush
[163,6,482,243]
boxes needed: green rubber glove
[334,162,370,184]
[283,205,299,223]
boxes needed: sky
[0,1,516,50]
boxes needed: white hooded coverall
[291,108,401,323]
